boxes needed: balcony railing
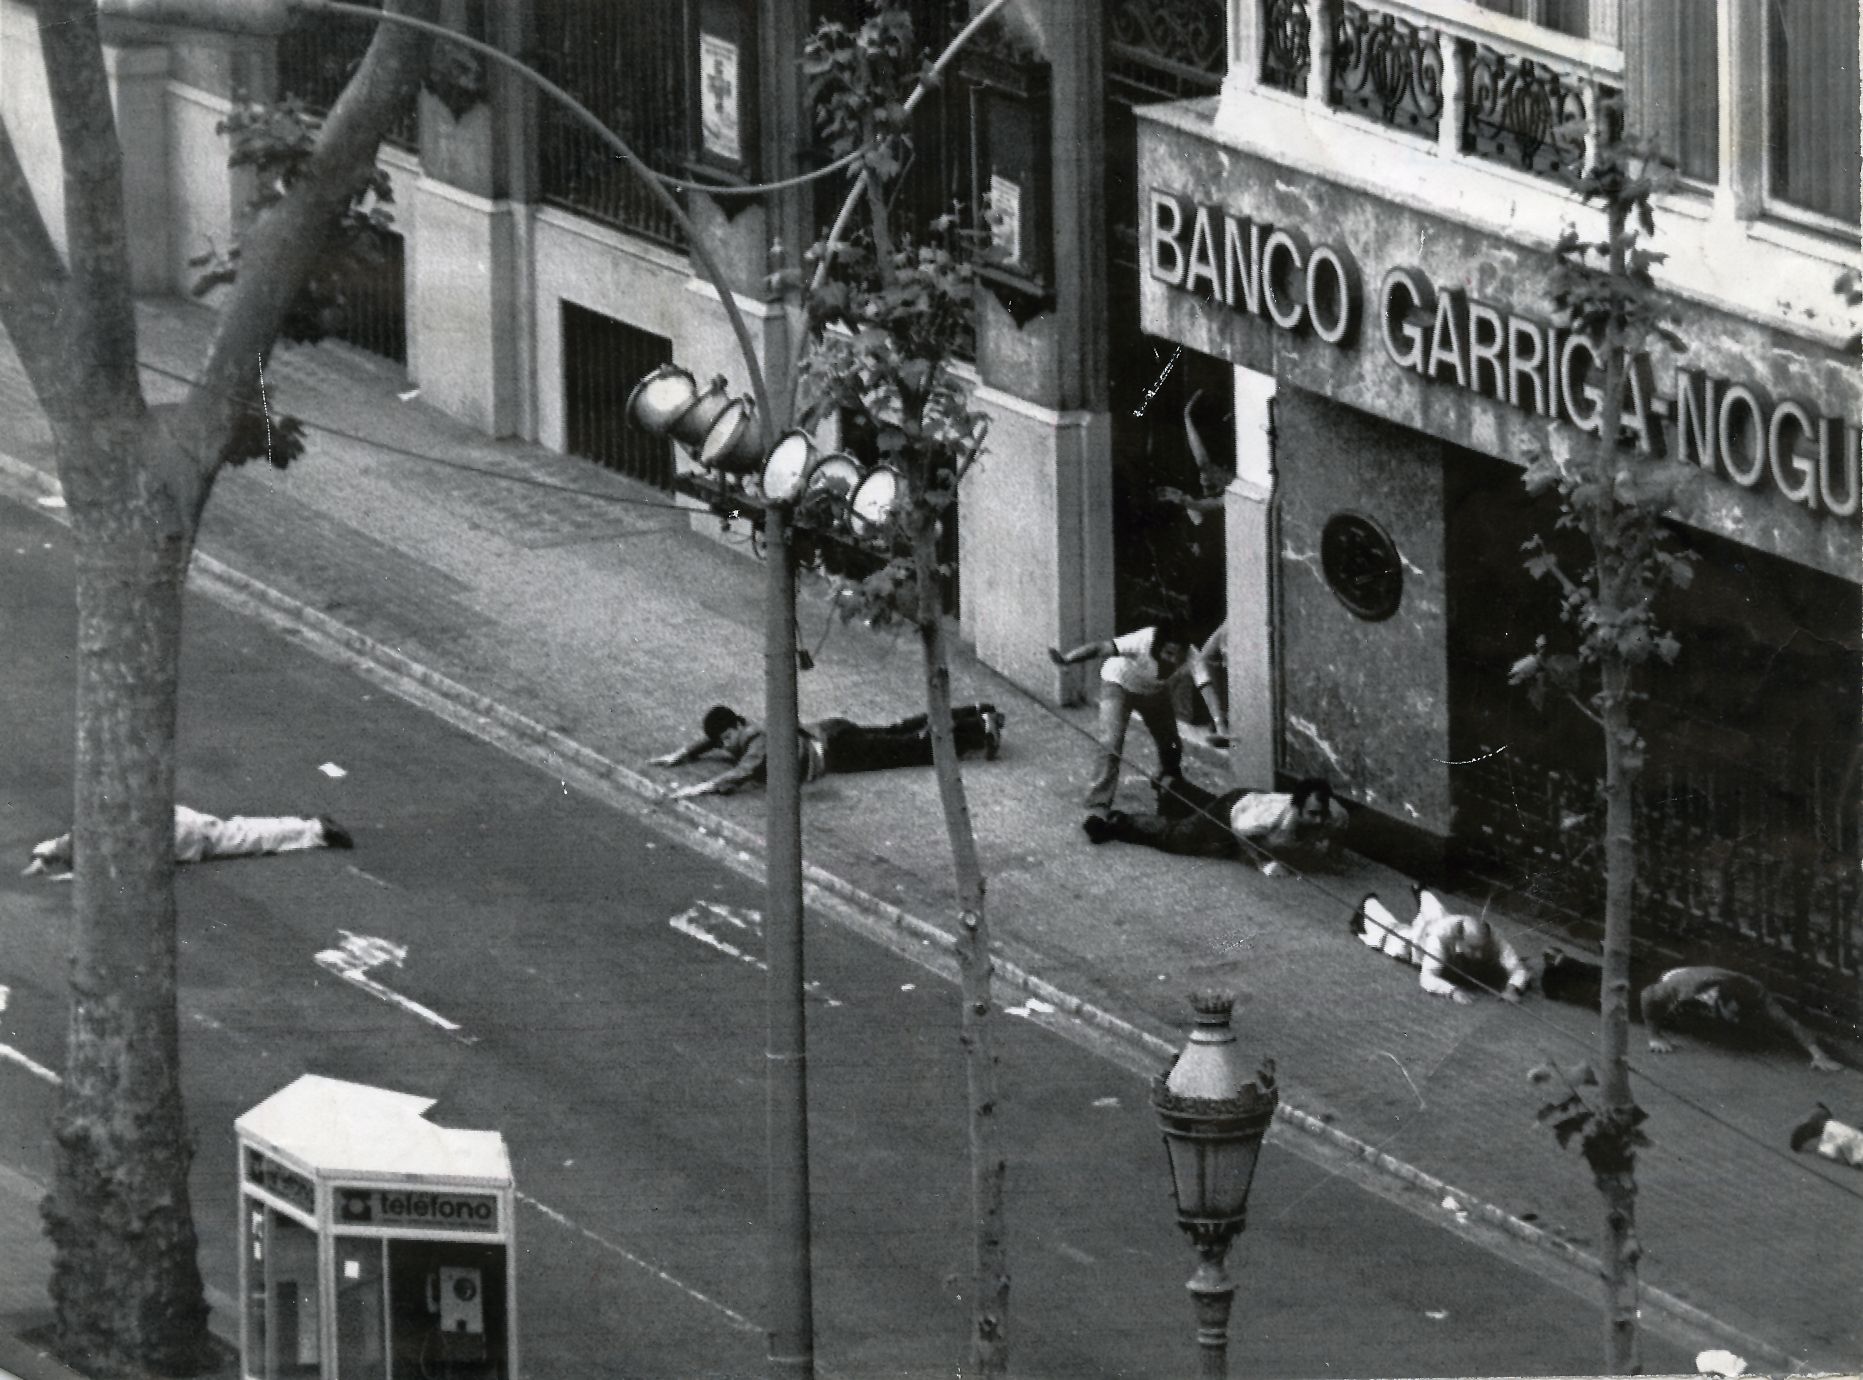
[1246,0,1620,183]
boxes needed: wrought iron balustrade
[1329,0,1442,137]
[1111,0,1229,94]
[1251,0,1618,183]
[1463,45,1592,177]
[1258,0,1311,93]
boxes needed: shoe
[320,816,354,850]
[1082,814,1112,844]
[1790,1103,1832,1153]
[983,710,1005,761]
[1207,733,1230,749]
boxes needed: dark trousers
[814,703,995,774]
[1105,780,1244,858]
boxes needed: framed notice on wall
[689,0,760,185]
[699,33,741,164]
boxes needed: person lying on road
[1640,965,1840,1072]
[1350,885,1531,1004]
[651,702,1005,800]
[24,805,353,879]
[1082,770,1347,877]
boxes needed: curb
[0,451,1807,1374]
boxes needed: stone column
[963,0,1113,703]
[107,44,174,294]
[1224,364,1279,788]
[409,0,522,435]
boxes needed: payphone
[236,1075,517,1380]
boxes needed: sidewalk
[1,296,1858,1372]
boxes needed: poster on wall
[987,173,1023,269]
[699,32,741,164]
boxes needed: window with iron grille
[327,227,408,365]
[561,304,677,491]
[535,0,692,248]
[275,0,418,151]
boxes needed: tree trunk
[44,435,213,1378]
[1596,657,1641,1376]
[1591,200,1641,1376]
[912,519,1009,1377]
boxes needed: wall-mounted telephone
[426,1267,488,1363]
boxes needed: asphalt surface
[0,483,1710,1376]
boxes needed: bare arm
[1049,640,1113,667]
[1494,935,1531,1003]
[650,736,718,768]
[1414,922,1470,1003]
[1761,995,1841,1073]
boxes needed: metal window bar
[535,0,691,249]
[275,0,417,151]
[561,303,676,492]
[323,227,407,364]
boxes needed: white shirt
[1101,627,1174,695]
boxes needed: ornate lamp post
[1152,990,1278,1380]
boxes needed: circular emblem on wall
[1320,512,1403,622]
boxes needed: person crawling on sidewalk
[1639,965,1841,1072]
[651,702,1006,801]
[1790,1104,1863,1168]
[23,805,353,879]
[1350,885,1531,1004]
[1540,948,1841,1072]
[1081,770,1348,877]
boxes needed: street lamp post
[1151,991,1278,1380]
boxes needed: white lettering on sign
[1147,188,1861,518]
[247,1149,316,1215]
[336,1186,499,1233]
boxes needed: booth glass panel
[386,1240,508,1380]
[336,1241,388,1380]
[246,1206,322,1379]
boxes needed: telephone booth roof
[236,1074,512,1188]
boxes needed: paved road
[0,495,1699,1377]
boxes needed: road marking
[516,1191,759,1333]
[314,931,477,1043]
[669,902,843,1007]
[0,1042,61,1085]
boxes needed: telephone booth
[235,1075,517,1380]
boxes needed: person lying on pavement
[1350,885,1531,1004]
[24,805,353,878]
[1639,965,1840,1072]
[1791,1104,1863,1167]
[1082,771,1347,877]
[651,701,1005,800]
